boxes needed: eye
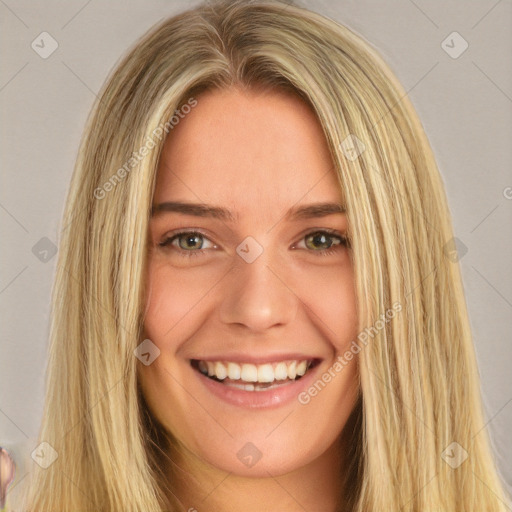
[295,229,349,256]
[158,230,215,258]
[157,228,349,259]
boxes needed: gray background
[1,0,511,499]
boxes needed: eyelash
[158,228,349,258]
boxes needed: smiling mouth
[190,358,321,391]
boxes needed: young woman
[15,0,509,510]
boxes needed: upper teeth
[197,360,311,383]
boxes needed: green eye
[159,231,215,258]
[159,229,349,259]
[304,231,345,251]
[176,233,204,250]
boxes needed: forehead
[153,87,343,209]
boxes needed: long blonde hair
[15,0,509,510]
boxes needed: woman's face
[140,86,359,478]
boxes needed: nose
[218,251,298,333]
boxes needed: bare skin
[140,86,359,512]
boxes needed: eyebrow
[151,201,346,221]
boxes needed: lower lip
[192,362,321,409]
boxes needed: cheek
[293,260,358,353]
[143,259,221,342]
[139,259,214,434]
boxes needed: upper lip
[189,353,322,365]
